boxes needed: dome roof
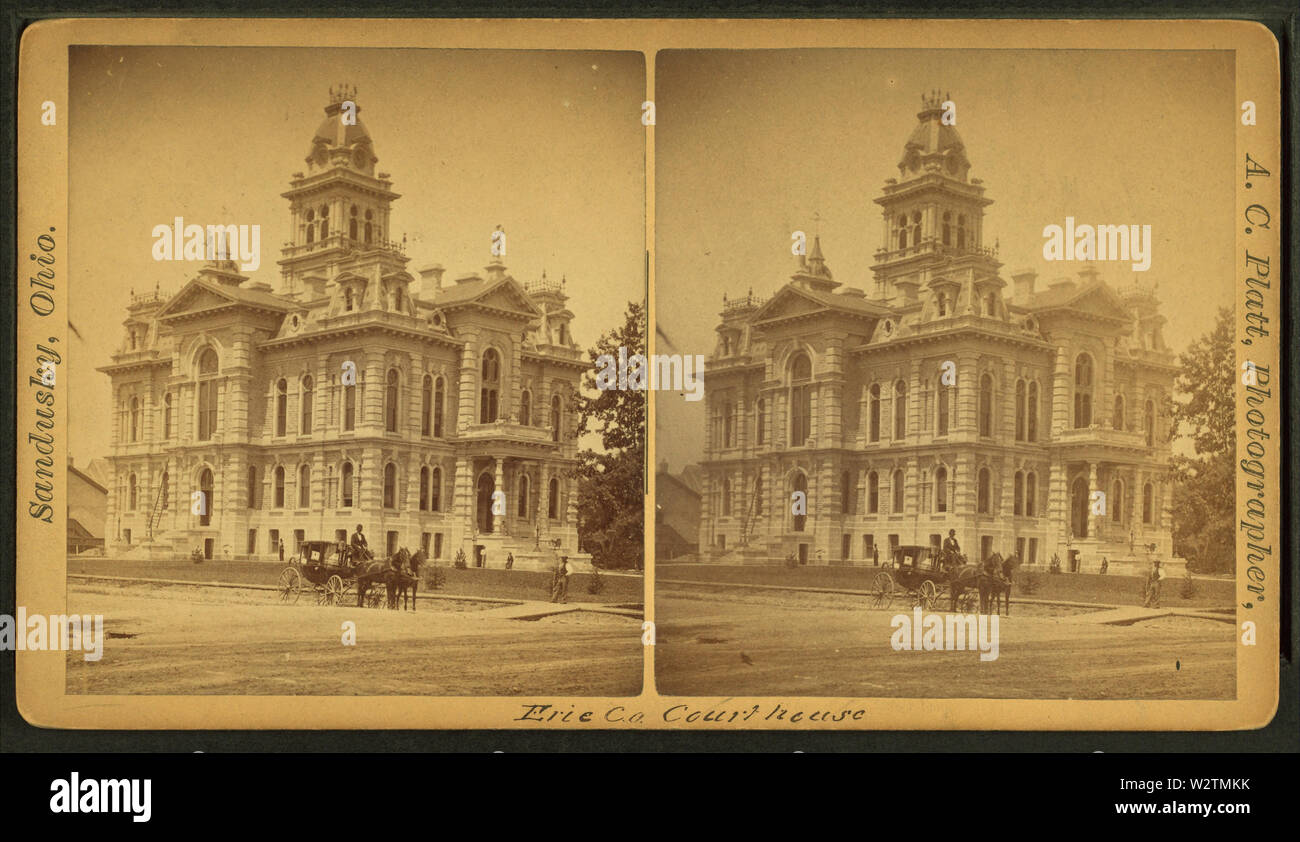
[898,91,970,180]
[313,106,372,149]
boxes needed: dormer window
[343,288,354,312]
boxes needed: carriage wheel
[277,567,301,604]
[918,580,938,610]
[871,573,894,609]
[365,586,384,609]
[957,590,979,614]
[320,575,344,607]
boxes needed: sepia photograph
[59,46,646,697]
[654,48,1245,701]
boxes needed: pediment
[155,280,236,319]
[752,286,829,322]
[465,278,543,318]
[1061,284,1132,321]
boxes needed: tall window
[548,477,560,519]
[551,395,562,442]
[957,214,967,248]
[305,209,315,244]
[247,465,258,509]
[518,474,530,519]
[840,471,853,515]
[756,398,766,445]
[128,473,138,510]
[722,478,732,517]
[1113,393,1126,431]
[300,375,313,434]
[893,381,907,439]
[789,353,812,446]
[867,471,879,514]
[385,369,400,432]
[275,378,288,437]
[1144,400,1156,447]
[1025,472,1037,517]
[129,397,140,442]
[1027,381,1039,442]
[298,464,311,508]
[942,211,952,245]
[792,473,808,532]
[892,469,905,514]
[343,383,356,431]
[520,390,531,426]
[273,466,285,508]
[198,348,219,441]
[340,462,354,508]
[434,378,445,437]
[160,471,169,510]
[868,384,881,443]
[935,466,949,513]
[1142,482,1154,524]
[383,463,397,508]
[977,468,991,514]
[723,401,735,448]
[910,211,921,247]
[419,466,430,510]
[1014,471,1024,515]
[897,214,908,250]
[163,393,173,439]
[1112,478,1123,523]
[430,467,442,511]
[752,475,763,516]
[480,349,501,423]
[198,469,213,526]
[344,288,354,312]
[421,375,433,436]
[349,205,358,240]
[1015,380,1026,441]
[978,374,993,437]
[1074,353,1093,428]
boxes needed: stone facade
[697,94,1179,575]
[101,90,590,571]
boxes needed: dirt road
[66,581,643,696]
[655,586,1235,700]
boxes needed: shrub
[423,565,447,591]
[190,548,205,565]
[1019,570,1040,595]
[453,548,468,570]
[586,566,606,595]
[783,553,798,569]
[1179,570,1197,600]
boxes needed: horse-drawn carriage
[871,545,978,611]
[277,540,386,608]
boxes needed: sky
[68,46,646,465]
[653,48,1235,473]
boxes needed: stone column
[1051,346,1071,437]
[1086,461,1099,540]
[493,457,505,535]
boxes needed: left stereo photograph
[42,44,647,707]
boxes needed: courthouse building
[697,93,1179,574]
[101,88,589,570]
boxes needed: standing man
[1100,556,1109,575]
[1142,559,1164,608]
[278,539,285,563]
[554,556,570,603]
[350,523,371,561]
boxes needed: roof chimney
[418,264,445,298]
[1011,268,1037,304]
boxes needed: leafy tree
[1170,306,1234,572]
[574,300,646,570]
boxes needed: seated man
[350,524,372,562]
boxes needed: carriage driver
[350,523,372,562]
[942,529,962,569]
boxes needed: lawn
[656,563,1234,609]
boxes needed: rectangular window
[343,385,356,431]
[386,530,399,557]
[980,535,993,562]
[888,534,900,559]
[1028,538,1039,566]
[294,529,305,554]
[334,528,348,544]
[421,532,431,554]
[1016,537,1026,563]
[841,534,851,563]
[269,529,280,553]
[929,533,942,552]
[123,528,132,545]
[434,533,444,559]
[247,529,257,555]
[863,534,875,563]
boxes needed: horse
[392,549,427,611]
[948,563,983,613]
[980,552,1021,616]
[355,547,409,609]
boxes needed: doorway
[476,472,495,534]
[1070,476,1089,538]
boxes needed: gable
[156,281,235,318]
[753,287,830,323]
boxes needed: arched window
[1015,380,1026,441]
[319,210,328,240]
[723,401,735,448]
[867,471,880,514]
[520,390,531,427]
[942,211,952,246]
[1027,381,1039,442]
[340,462,354,508]
[756,398,766,445]
[385,369,400,432]
[957,214,967,249]
[198,348,219,441]
[894,380,907,439]
[343,382,356,431]
[433,378,445,438]
[275,378,288,437]
[1142,482,1154,524]
[518,474,530,519]
[344,288,354,312]
[305,221,314,245]
[383,463,397,508]
[421,375,433,436]
[1144,400,1155,447]
[722,478,732,517]
[936,466,949,513]
[1114,393,1126,431]
[937,377,951,436]
[1112,478,1123,523]
[273,466,285,508]
[247,465,258,509]
[1014,471,1024,516]
[300,375,314,434]
[792,473,808,531]
[840,471,853,514]
[163,393,173,440]
[910,211,922,247]
[979,373,993,437]
[752,475,763,516]
[897,214,908,250]
[419,466,430,510]
[480,349,500,423]
[548,477,560,519]
[868,383,881,443]
[431,467,442,511]
[1026,472,1037,517]
[160,471,169,510]
[364,210,373,245]
[298,464,311,508]
[892,469,905,514]
[789,353,812,446]
[1074,353,1094,428]
[129,397,140,442]
[551,394,562,442]
[977,467,991,514]
[349,205,358,240]
[128,473,138,510]
[198,469,214,526]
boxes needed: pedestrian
[556,556,570,603]
[872,543,880,567]
[1142,559,1164,607]
[505,552,514,570]
[278,539,285,563]
[1100,556,1109,575]
[480,547,489,569]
